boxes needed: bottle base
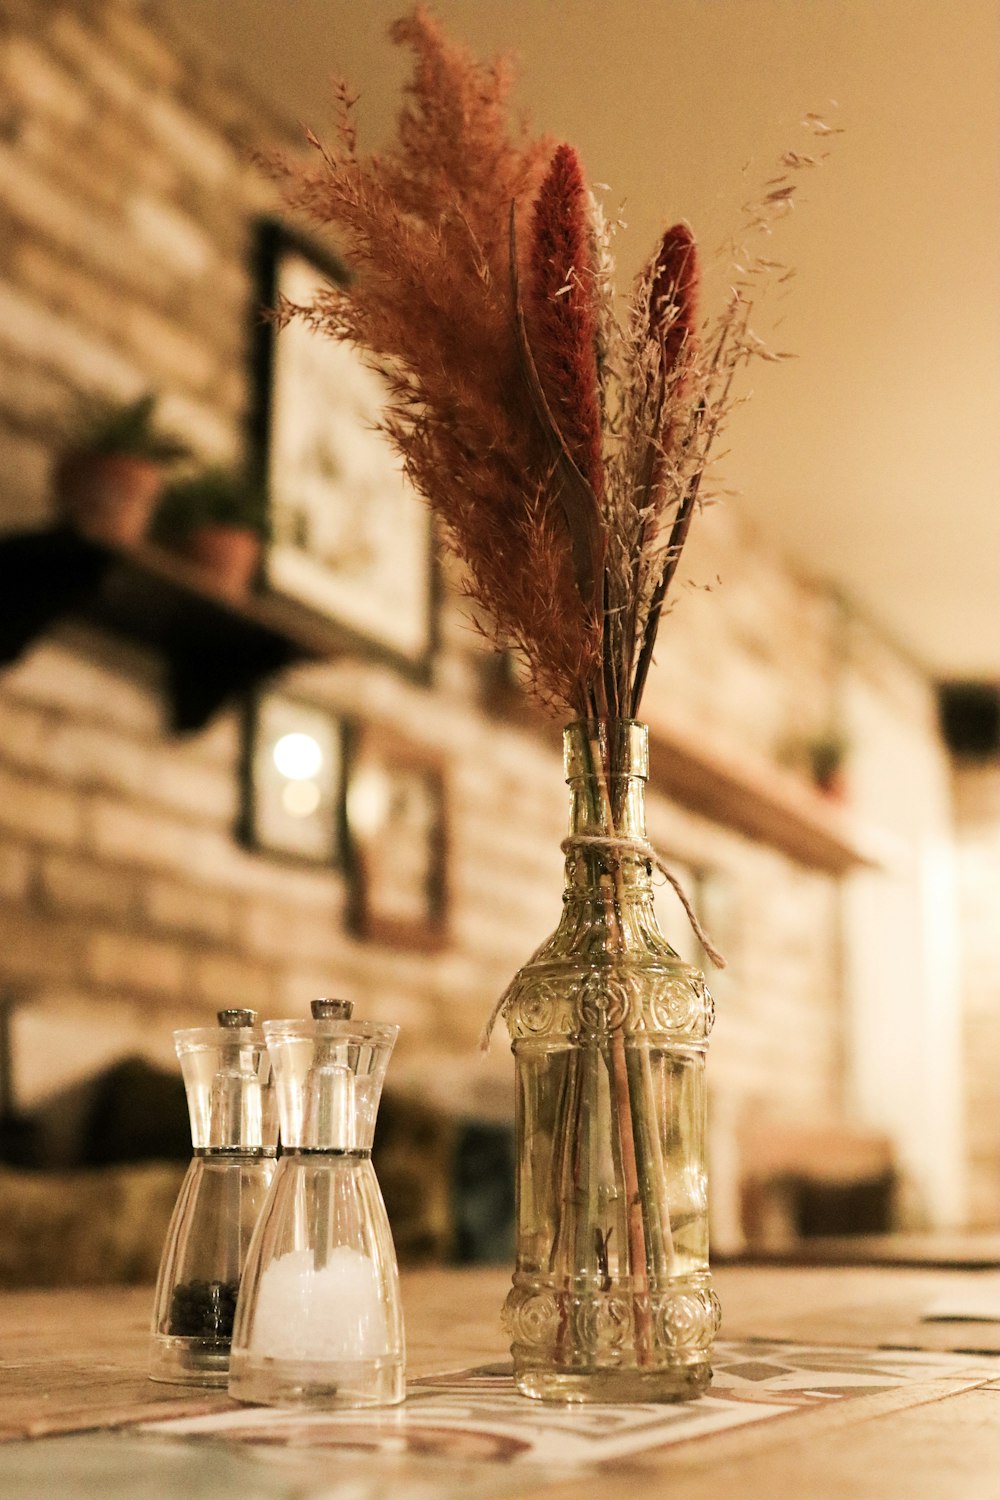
[149,1335,230,1387]
[228,1351,405,1408]
[514,1359,713,1404]
[503,1274,720,1404]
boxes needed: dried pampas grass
[262,4,836,726]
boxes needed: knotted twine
[480,833,726,1050]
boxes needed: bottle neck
[562,720,653,900]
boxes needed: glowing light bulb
[273,732,323,781]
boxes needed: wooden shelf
[2,528,889,869]
[643,704,886,874]
[0,527,349,732]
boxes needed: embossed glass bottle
[501,720,719,1401]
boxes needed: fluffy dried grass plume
[263,4,835,722]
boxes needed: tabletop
[1,1261,998,1499]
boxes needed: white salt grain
[249,1246,389,1360]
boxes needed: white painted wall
[842,640,965,1227]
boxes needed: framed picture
[241,691,346,865]
[345,725,449,950]
[252,219,437,674]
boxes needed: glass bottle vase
[501,720,719,1402]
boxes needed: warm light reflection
[347,767,390,837]
[273,732,323,781]
[281,780,322,818]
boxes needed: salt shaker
[150,1009,277,1385]
[228,999,405,1408]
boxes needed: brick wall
[0,0,988,1231]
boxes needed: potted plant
[805,731,850,799]
[53,392,188,546]
[153,467,270,597]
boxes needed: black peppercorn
[167,1278,240,1339]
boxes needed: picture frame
[345,724,449,951]
[240,691,346,866]
[251,219,437,675]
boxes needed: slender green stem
[626,1045,675,1275]
[603,1041,630,1288]
[587,730,655,1360]
[548,1047,580,1363]
[548,1048,581,1273]
[572,1045,599,1282]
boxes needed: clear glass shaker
[150,1008,277,1386]
[228,999,405,1408]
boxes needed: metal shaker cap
[310,998,354,1020]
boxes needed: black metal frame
[238,687,349,868]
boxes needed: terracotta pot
[53,451,163,547]
[815,768,848,802]
[178,525,262,597]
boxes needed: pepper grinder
[149,1008,277,1386]
[228,998,405,1408]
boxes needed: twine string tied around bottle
[480,834,726,1051]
